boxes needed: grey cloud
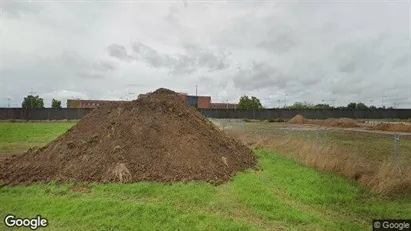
[233,61,289,91]
[0,1,41,18]
[258,25,296,54]
[339,60,357,73]
[2,1,410,108]
[132,42,167,68]
[107,44,133,62]
[95,60,116,72]
[392,55,409,68]
[332,36,387,74]
[60,51,116,79]
[115,41,231,75]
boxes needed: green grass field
[0,122,76,155]
[1,122,410,230]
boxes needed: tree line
[18,94,397,110]
[21,95,62,109]
[237,96,395,110]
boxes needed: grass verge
[230,130,411,195]
[1,149,410,230]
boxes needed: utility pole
[196,85,198,96]
[7,97,11,108]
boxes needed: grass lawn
[1,122,410,230]
[0,122,76,155]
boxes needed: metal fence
[0,108,410,120]
[199,108,411,120]
[0,108,94,120]
[213,119,411,177]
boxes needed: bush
[267,118,285,123]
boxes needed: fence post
[394,133,401,174]
[315,128,319,150]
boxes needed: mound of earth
[1,88,256,185]
[288,115,307,124]
[372,123,411,133]
[322,118,358,128]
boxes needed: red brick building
[67,94,235,109]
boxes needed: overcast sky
[0,0,410,108]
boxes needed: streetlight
[284,94,288,108]
[381,94,387,108]
[330,99,336,107]
[266,96,275,109]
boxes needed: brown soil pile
[287,115,307,124]
[372,123,411,133]
[321,118,359,128]
[1,88,256,185]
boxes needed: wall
[209,103,238,109]
[0,108,94,120]
[0,108,410,120]
[198,109,411,120]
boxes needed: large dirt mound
[1,88,256,185]
[372,123,411,133]
[287,115,307,124]
[322,118,359,128]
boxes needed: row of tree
[237,96,395,110]
[22,95,62,109]
[284,101,387,110]
[19,94,397,110]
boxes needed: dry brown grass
[229,130,411,195]
[321,118,359,128]
[371,123,411,133]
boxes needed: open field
[213,119,411,162]
[0,122,76,155]
[216,120,411,194]
[1,122,411,230]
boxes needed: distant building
[67,93,232,109]
[138,92,210,109]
